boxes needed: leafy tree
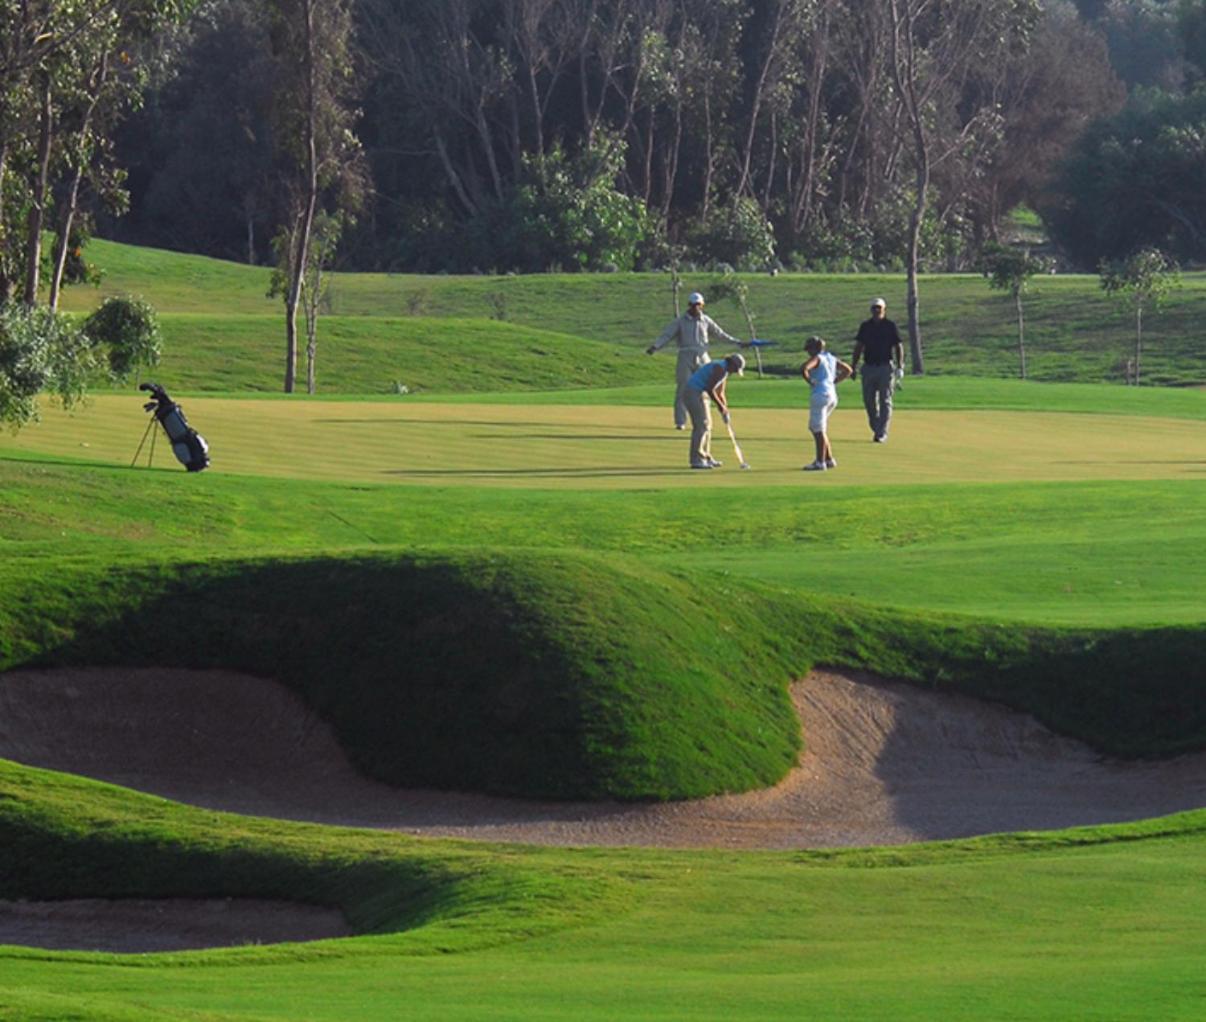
[110,0,277,265]
[82,294,162,382]
[979,243,1051,379]
[0,304,93,429]
[1096,0,1188,92]
[1099,247,1179,385]
[475,132,654,272]
[0,1,198,305]
[1178,0,1206,87]
[964,1,1124,242]
[1044,89,1206,266]
[686,195,776,271]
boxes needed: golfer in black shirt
[850,297,905,442]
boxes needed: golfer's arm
[709,319,741,347]
[850,341,864,372]
[709,379,728,416]
[835,360,853,383]
[649,321,678,352]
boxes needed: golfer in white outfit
[647,292,743,429]
[801,336,853,471]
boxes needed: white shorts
[809,390,837,433]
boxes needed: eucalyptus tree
[883,0,1040,374]
[266,0,366,393]
[0,0,197,305]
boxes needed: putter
[724,417,751,469]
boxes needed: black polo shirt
[855,317,903,365]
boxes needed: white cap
[870,297,886,308]
[728,353,746,375]
[688,292,705,305]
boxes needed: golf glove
[894,366,904,389]
[722,412,731,425]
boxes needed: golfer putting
[647,292,744,430]
[683,353,746,469]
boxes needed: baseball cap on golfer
[688,292,705,305]
[727,353,746,375]
[870,297,886,309]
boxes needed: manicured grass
[3,238,1201,1019]
[2,762,1205,1021]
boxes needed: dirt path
[2,665,1203,951]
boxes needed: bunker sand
[4,666,1204,953]
[3,666,1203,850]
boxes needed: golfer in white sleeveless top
[801,336,852,471]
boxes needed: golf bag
[139,382,210,472]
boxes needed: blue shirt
[687,360,727,391]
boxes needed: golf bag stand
[135,382,210,472]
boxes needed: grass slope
[59,238,1206,388]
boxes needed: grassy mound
[2,544,1203,806]
[0,551,803,800]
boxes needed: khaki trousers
[684,386,712,466]
[674,349,711,428]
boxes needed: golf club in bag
[133,382,210,471]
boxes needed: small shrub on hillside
[82,295,162,382]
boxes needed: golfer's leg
[877,369,894,438]
[685,388,709,465]
[674,354,694,428]
[861,372,877,435]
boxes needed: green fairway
[5,390,1204,488]
[3,239,1204,1020]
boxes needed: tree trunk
[305,272,320,395]
[48,168,84,312]
[23,73,53,307]
[1015,289,1026,379]
[1134,306,1142,385]
[284,0,320,394]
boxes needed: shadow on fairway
[386,466,687,478]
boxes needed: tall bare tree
[268,0,366,393]
[884,0,1039,373]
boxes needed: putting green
[5,395,1202,489]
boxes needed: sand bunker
[0,898,350,953]
[2,665,1204,950]
[3,665,1203,850]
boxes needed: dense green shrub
[687,196,777,271]
[474,134,657,273]
[82,294,162,381]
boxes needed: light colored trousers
[683,386,712,465]
[674,348,711,428]
[860,363,895,438]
